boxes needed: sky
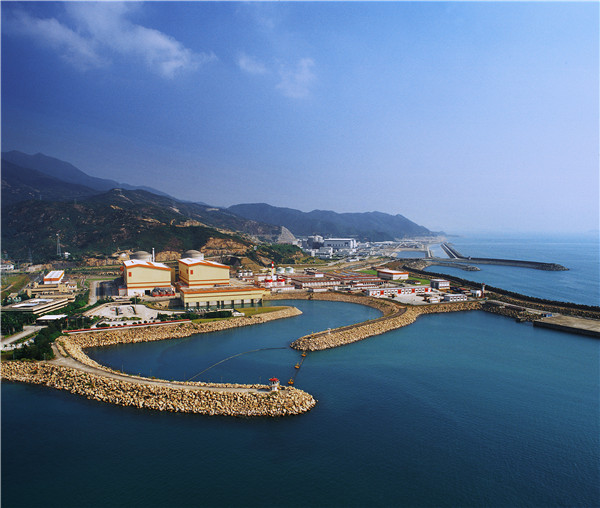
[2,1,598,235]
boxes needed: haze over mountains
[1,151,435,260]
[229,203,432,241]
[2,151,172,199]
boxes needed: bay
[2,300,599,507]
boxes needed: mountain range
[1,151,434,261]
[228,203,432,242]
[1,150,172,199]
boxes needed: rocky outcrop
[201,238,248,257]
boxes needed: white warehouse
[323,238,357,250]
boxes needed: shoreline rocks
[2,306,317,417]
[0,361,316,417]
[1,295,483,416]
[287,295,481,351]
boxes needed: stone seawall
[58,306,303,387]
[73,306,302,348]
[0,362,316,417]
[2,306,317,417]
[287,295,481,351]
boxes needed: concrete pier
[439,243,568,271]
[533,315,600,338]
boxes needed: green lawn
[1,274,30,299]
[407,276,431,285]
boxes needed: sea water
[3,237,599,508]
[424,233,599,306]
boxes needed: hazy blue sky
[2,1,598,234]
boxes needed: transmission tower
[56,233,62,257]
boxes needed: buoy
[288,379,294,385]
[301,352,307,357]
[294,363,300,369]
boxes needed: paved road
[1,325,45,348]
[88,280,99,305]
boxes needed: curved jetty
[268,292,481,351]
[2,306,316,417]
[1,294,485,415]
[1,362,315,417]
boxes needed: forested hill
[1,189,245,261]
[1,188,297,262]
[228,203,433,241]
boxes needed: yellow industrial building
[122,255,265,308]
[178,258,229,287]
[179,286,267,310]
[122,259,174,296]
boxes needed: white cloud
[277,58,316,99]
[9,10,106,70]
[237,53,268,75]
[8,3,214,79]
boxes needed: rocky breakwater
[2,306,317,417]
[0,362,316,417]
[291,300,482,351]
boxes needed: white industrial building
[323,238,357,251]
[376,269,409,281]
[430,279,451,290]
[44,270,65,285]
[365,286,432,298]
[443,293,468,302]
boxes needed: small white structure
[470,289,483,298]
[316,247,334,259]
[269,378,280,391]
[430,279,450,290]
[443,293,468,302]
[1,263,15,271]
[366,286,432,297]
[304,269,324,278]
[376,269,409,281]
[36,314,68,324]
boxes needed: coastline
[3,286,598,416]
[269,292,481,351]
[1,306,317,417]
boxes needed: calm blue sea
[3,235,599,508]
[425,233,599,306]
